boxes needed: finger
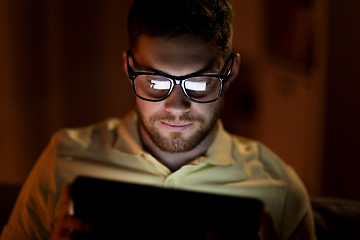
[50,221,76,240]
[59,184,74,217]
[60,215,93,233]
[57,228,75,240]
[51,216,92,240]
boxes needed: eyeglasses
[126,50,234,103]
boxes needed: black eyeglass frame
[126,50,235,103]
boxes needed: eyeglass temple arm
[225,53,235,76]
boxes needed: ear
[224,53,241,90]
[122,50,133,85]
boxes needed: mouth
[160,121,193,132]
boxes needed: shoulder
[228,134,314,238]
[231,134,308,198]
[53,112,140,156]
[54,118,120,151]
[229,134,290,180]
[1,116,138,239]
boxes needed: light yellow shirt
[1,111,316,240]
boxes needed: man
[1,0,316,239]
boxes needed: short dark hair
[127,0,233,58]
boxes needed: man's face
[129,35,228,153]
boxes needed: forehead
[132,34,224,76]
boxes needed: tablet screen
[71,176,263,240]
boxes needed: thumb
[59,184,74,217]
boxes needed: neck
[139,125,218,172]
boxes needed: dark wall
[323,0,360,200]
[0,0,134,183]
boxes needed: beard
[135,100,224,153]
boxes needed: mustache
[150,114,205,124]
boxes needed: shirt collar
[114,111,143,155]
[205,121,236,166]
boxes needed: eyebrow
[131,55,224,77]
[133,61,169,75]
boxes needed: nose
[164,85,191,115]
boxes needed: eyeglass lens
[134,75,222,102]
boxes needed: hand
[49,185,92,240]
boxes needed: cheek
[192,103,218,121]
[203,100,224,123]
[135,99,162,119]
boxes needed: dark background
[0,0,359,200]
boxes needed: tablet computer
[71,176,263,240]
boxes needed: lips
[160,121,193,132]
